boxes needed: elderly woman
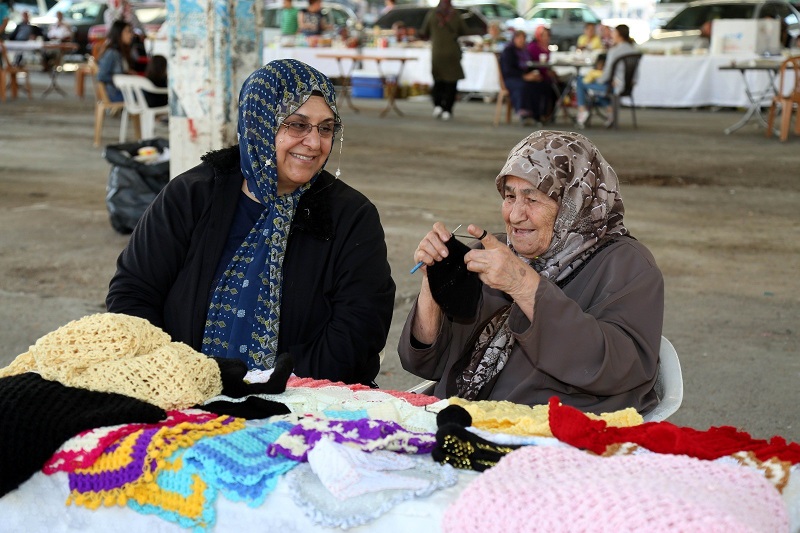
[500,30,543,127]
[107,59,396,386]
[398,130,663,414]
[524,25,556,124]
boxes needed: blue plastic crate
[352,76,383,99]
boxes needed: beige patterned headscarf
[495,130,628,282]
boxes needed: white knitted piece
[204,385,441,433]
[443,446,789,533]
[307,438,429,500]
[286,457,458,529]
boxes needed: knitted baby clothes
[0,313,223,410]
[442,446,789,533]
[0,373,165,496]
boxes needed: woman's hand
[523,70,542,82]
[410,222,453,344]
[463,224,539,320]
[412,222,454,277]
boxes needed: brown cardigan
[398,236,664,415]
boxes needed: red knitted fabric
[548,397,800,464]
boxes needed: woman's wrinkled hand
[463,224,538,299]
[413,222,454,275]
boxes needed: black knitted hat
[427,237,482,319]
[0,373,166,497]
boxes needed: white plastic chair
[406,336,683,422]
[642,335,683,422]
[112,74,169,142]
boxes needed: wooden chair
[493,53,512,127]
[766,56,800,142]
[0,42,33,103]
[93,74,129,147]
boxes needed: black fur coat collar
[202,145,334,241]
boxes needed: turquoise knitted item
[182,421,297,506]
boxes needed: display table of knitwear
[287,441,458,529]
[442,446,790,533]
[204,382,445,434]
[448,396,643,437]
[0,313,223,410]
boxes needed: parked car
[508,2,602,50]
[374,5,489,36]
[262,0,357,42]
[641,0,800,51]
[650,0,692,29]
[452,0,520,27]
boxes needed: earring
[335,131,344,178]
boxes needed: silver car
[262,1,357,42]
[508,2,602,50]
[642,0,800,51]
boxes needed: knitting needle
[410,224,462,274]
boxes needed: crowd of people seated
[499,22,638,129]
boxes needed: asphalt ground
[1,69,798,442]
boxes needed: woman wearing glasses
[107,59,396,386]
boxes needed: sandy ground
[1,71,798,442]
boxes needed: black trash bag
[103,138,169,234]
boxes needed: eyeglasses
[281,121,343,139]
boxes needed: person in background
[391,20,408,44]
[575,24,637,128]
[576,22,603,51]
[420,0,468,121]
[8,11,43,66]
[47,11,73,42]
[694,20,712,50]
[598,23,613,49]
[97,20,133,102]
[0,0,13,37]
[525,25,555,123]
[280,0,298,36]
[399,130,663,415]
[107,59,396,387]
[484,21,507,52]
[298,0,327,37]
[499,30,541,127]
[143,53,168,108]
[381,0,395,16]
[581,52,605,84]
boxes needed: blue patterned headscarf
[202,59,340,369]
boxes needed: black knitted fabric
[427,238,482,320]
[203,353,294,419]
[0,373,166,497]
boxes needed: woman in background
[420,0,468,121]
[97,20,134,102]
[143,54,168,108]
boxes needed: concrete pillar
[166,0,262,178]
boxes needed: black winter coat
[107,146,396,385]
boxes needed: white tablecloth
[262,46,776,108]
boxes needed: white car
[651,0,691,29]
[641,0,800,51]
[262,0,357,42]
[507,2,602,50]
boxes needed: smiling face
[501,176,559,259]
[275,95,335,195]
